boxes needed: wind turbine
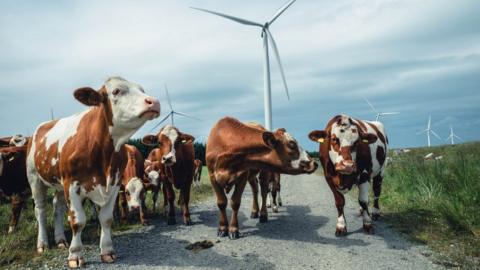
[149,84,200,132]
[364,98,399,121]
[191,0,295,131]
[417,115,441,147]
[50,107,54,120]
[446,125,461,145]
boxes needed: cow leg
[8,194,25,234]
[140,198,148,225]
[372,175,383,220]
[98,189,118,264]
[266,181,272,208]
[119,191,128,223]
[358,179,374,234]
[67,183,87,268]
[163,181,176,225]
[277,178,282,207]
[152,188,159,213]
[30,178,49,253]
[53,190,68,248]
[271,183,279,213]
[326,177,347,236]
[229,177,247,239]
[210,175,229,237]
[259,174,269,223]
[248,176,259,219]
[180,185,192,225]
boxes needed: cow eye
[112,89,121,96]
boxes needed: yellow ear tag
[317,138,325,143]
[362,139,369,143]
[182,139,187,144]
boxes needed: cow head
[74,77,160,150]
[144,159,160,187]
[263,128,317,174]
[9,134,27,147]
[142,125,194,167]
[309,115,377,175]
[124,177,145,212]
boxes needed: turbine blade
[417,129,428,135]
[364,97,377,113]
[428,115,431,129]
[445,135,452,141]
[174,111,202,121]
[379,112,400,115]
[190,7,263,27]
[149,112,172,132]
[431,130,441,140]
[165,84,173,111]
[269,0,297,25]
[265,29,289,100]
[454,135,462,140]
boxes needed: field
[0,167,212,269]
[381,142,480,268]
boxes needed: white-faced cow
[142,125,195,225]
[308,114,387,236]
[26,77,160,268]
[206,117,317,239]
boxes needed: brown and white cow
[308,114,387,236]
[118,144,148,225]
[193,159,203,189]
[206,117,317,239]
[0,143,30,233]
[142,125,195,225]
[26,77,160,268]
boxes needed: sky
[0,0,479,151]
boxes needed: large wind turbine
[417,115,441,147]
[446,125,461,145]
[364,98,399,121]
[150,84,200,132]
[191,0,295,131]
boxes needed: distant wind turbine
[191,0,295,130]
[446,125,461,145]
[149,84,200,132]
[50,107,54,120]
[417,115,441,147]
[364,98,399,121]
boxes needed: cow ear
[308,130,327,143]
[74,87,103,106]
[262,131,277,149]
[179,133,195,144]
[142,135,158,146]
[361,133,377,144]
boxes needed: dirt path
[82,173,442,270]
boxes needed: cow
[308,114,387,236]
[0,134,28,147]
[206,117,317,239]
[265,172,282,213]
[26,76,160,268]
[0,144,30,233]
[193,159,203,189]
[143,150,163,213]
[142,125,195,225]
[118,144,147,225]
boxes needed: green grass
[0,166,212,269]
[382,142,480,268]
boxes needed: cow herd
[0,77,388,268]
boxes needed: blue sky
[0,0,479,151]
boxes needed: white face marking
[147,170,160,186]
[125,177,144,210]
[160,125,178,164]
[51,158,58,166]
[284,132,310,169]
[10,134,27,147]
[44,109,91,152]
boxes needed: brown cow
[0,144,30,233]
[118,144,148,225]
[26,77,160,268]
[308,114,387,236]
[193,159,203,189]
[144,149,163,212]
[142,125,195,225]
[206,117,317,239]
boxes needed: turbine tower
[192,0,295,130]
[150,84,200,132]
[446,125,461,145]
[417,115,441,147]
[364,98,399,121]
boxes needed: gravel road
[79,173,443,270]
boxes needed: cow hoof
[259,215,268,223]
[228,231,240,240]
[100,253,116,264]
[266,203,271,208]
[372,213,381,221]
[278,202,283,206]
[37,245,47,254]
[359,208,364,216]
[250,212,259,219]
[167,217,176,225]
[57,240,69,249]
[363,224,375,234]
[217,229,229,237]
[67,257,86,268]
[272,206,279,213]
[335,227,347,237]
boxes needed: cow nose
[145,97,160,112]
[336,161,356,175]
